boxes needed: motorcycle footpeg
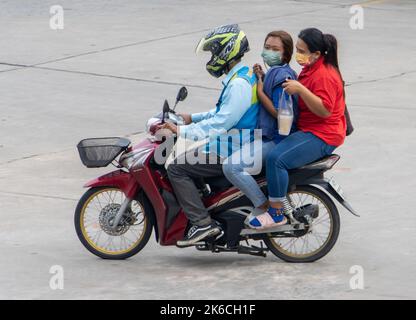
[213,230,225,241]
[176,241,205,249]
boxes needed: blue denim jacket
[257,64,298,142]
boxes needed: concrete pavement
[1,0,415,299]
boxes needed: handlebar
[146,112,185,137]
[166,112,185,126]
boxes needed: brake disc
[99,203,130,236]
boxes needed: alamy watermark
[49,265,64,290]
[154,129,264,175]
[349,5,364,30]
[49,5,64,30]
[349,265,365,290]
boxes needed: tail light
[301,154,340,170]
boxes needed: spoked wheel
[75,187,152,259]
[264,185,340,263]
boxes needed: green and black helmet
[195,24,250,78]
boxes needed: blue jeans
[266,131,336,201]
[223,140,276,207]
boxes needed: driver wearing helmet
[161,24,259,247]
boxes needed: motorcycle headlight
[119,146,154,170]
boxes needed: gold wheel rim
[269,190,334,259]
[80,188,147,255]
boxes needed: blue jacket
[180,63,259,157]
[257,64,298,142]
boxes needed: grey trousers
[167,153,223,226]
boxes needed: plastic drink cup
[278,114,293,136]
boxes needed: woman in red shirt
[249,28,346,229]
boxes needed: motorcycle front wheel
[74,187,153,260]
[264,185,340,263]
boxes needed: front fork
[111,197,132,230]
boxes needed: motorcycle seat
[198,154,340,193]
[204,176,233,191]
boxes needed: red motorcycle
[74,87,358,262]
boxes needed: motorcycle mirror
[172,87,187,112]
[176,86,188,103]
[162,99,170,123]
[163,100,170,113]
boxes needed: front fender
[84,170,140,199]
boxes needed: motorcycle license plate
[328,177,345,201]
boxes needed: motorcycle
[74,87,358,263]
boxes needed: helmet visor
[195,37,208,55]
[195,37,221,56]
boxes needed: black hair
[298,28,343,82]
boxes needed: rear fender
[296,178,359,217]
[83,170,140,199]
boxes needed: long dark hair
[299,28,355,136]
[298,28,343,82]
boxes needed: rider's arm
[257,81,277,118]
[298,76,338,118]
[177,108,217,125]
[178,78,251,140]
[273,86,298,131]
[272,85,292,116]
[258,85,290,116]
[191,108,217,123]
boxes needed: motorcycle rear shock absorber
[283,196,300,224]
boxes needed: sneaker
[176,223,221,248]
[249,208,287,230]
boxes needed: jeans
[222,140,276,208]
[266,131,336,201]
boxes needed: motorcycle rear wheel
[264,185,340,263]
[74,187,152,260]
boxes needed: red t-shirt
[297,57,346,146]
